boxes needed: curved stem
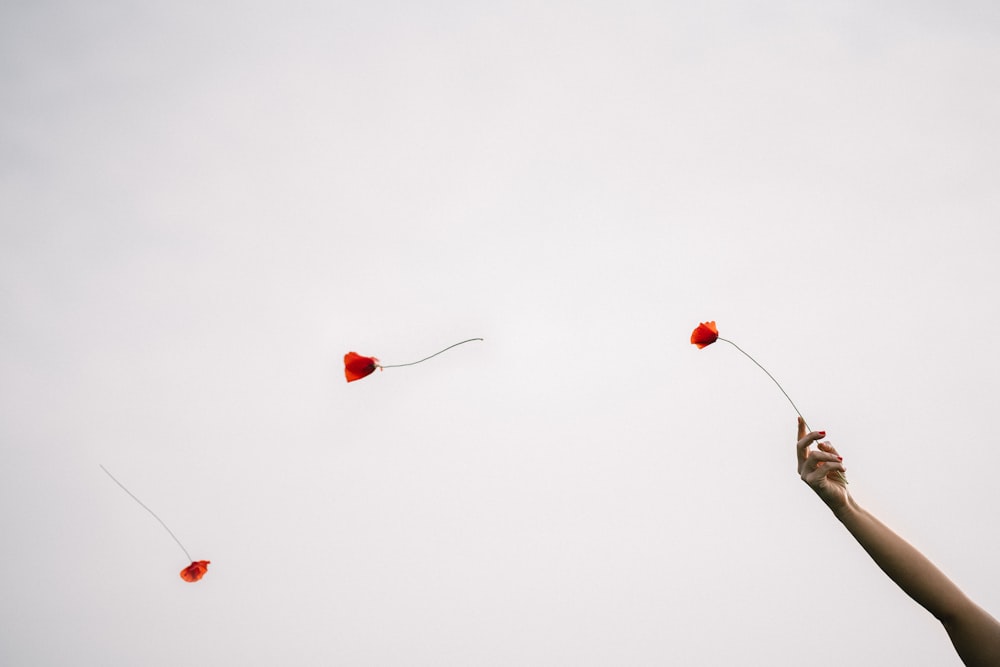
[378,338,484,369]
[100,465,193,562]
[718,338,809,427]
[716,337,847,484]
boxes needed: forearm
[832,498,970,622]
[831,498,1000,666]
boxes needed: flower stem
[378,338,484,369]
[718,338,809,427]
[100,464,194,562]
[716,338,848,484]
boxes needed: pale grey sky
[2,1,999,665]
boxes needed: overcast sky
[2,1,1000,665]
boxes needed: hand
[797,417,849,510]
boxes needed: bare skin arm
[796,417,1000,666]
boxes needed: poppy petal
[344,352,379,382]
[180,560,210,582]
[690,321,719,349]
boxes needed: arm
[796,418,1000,666]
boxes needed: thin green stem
[100,464,193,562]
[378,338,484,369]
[717,337,809,428]
[716,337,847,483]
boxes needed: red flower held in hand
[180,560,211,582]
[689,320,846,484]
[690,321,719,348]
[100,465,212,581]
[344,338,483,383]
[344,352,379,382]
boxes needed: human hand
[796,417,849,511]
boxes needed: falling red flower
[690,321,719,348]
[180,560,211,582]
[344,352,379,382]
[343,339,483,383]
[100,465,210,579]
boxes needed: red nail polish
[837,456,843,461]
[818,431,826,436]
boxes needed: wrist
[830,495,861,523]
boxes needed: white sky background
[2,1,999,665]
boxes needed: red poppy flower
[180,560,211,582]
[344,352,379,382]
[344,339,484,383]
[690,321,719,348]
[100,465,211,579]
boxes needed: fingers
[817,441,841,457]
[800,447,846,483]
[816,441,849,483]
[796,421,827,465]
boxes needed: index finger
[796,417,825,464]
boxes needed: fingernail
[837,456,843,461]
[818,431,826,436]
